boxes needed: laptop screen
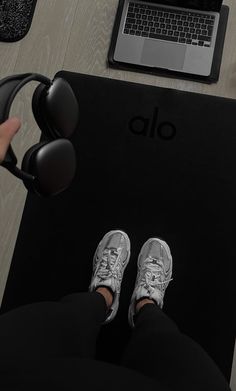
[143,1,223,12]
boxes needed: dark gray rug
[0,0,37,42]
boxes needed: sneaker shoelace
[95,247,124,285]
[138,256,173,298]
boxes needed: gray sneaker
[128,238,173,328]
[89,230,131,324]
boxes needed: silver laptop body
[114,0,221,76]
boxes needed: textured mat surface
[1,71,235,381]
[0,0,37,42]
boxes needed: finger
[0,117,21,163]
[0,117,21,141]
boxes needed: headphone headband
[0,73,52,122]
[0,73,78,196]
[0,73,52,182]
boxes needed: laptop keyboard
[123,2,216,47]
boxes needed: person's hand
[0,117,21,164]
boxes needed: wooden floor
[0,0,235,388]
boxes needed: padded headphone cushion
[21,142,48,193]
[32,83,54,140]
[22,142,47,174]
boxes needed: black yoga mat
[1,71,235,381]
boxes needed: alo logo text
[128,107,176,140]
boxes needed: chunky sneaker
[128,238,173,328]
[89,230,131,324]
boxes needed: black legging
[0,291,231,391]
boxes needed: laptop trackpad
[141,39,186,70]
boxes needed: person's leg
[0,290,108,361]
[120,300,232,391]
[122,237,231,391]
[0,229,130,362]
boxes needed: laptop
[113,0,223,76]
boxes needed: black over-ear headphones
[0,73,79,197]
